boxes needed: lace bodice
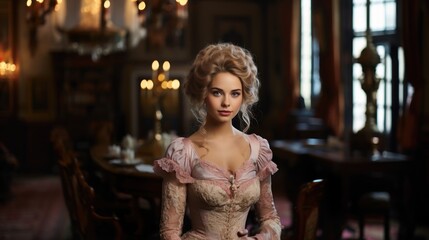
[153,134,282,240]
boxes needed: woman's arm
[159,175,187,240]
[252,176,282,240]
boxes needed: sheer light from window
[300,0,312,108]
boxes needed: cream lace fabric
[153,134,282,240]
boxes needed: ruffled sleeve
[251,135,282,239]
[153,138,195,184]
[153,138,192,239]
[254,135,278,180]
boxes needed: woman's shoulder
[153,136,195,183]
[245,133,278,179]
[165,137,194,157]
[245,133,270,149]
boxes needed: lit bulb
[140,79,148,89]
[104,0,111,9]
[138,1,146,11]
[161,81,168,89]
[162,61,170,71]
[147,80,154,90]
[158,73,166,82]
[167,81,173,89]
[177,0,188,6]
[152,60,159,71]
[172,79,180,89]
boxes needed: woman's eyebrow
[209,87,223,91]
[209,87,242,92]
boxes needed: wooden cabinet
[51,51,126,145]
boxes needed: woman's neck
[200,121,239,139]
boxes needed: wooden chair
[357,191,391,240]
[283,179,325,240]
[51,126,123,240]
[51,127,80,238]
[74,158,123,240]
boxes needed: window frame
[343,0,406,151]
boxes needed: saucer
[135,163,154,173]
[108,158,142,166]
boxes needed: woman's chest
[187,176,260,211]
[191,137,252,173]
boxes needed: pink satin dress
[153,134,282,240]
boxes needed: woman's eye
[231,92,241,97]
[212,90,221,96]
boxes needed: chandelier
[66,1,127,60]
[26,0,189,61]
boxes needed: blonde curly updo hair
[184,43,260,132]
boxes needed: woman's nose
[222,97,231,107]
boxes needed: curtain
[278,0,300,127]
[312,0,344,137]
[398,0,426,152]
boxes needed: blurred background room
[0,0,428,239]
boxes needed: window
[300,0,314,108]
[300,0,321,109]
[300,0,411,150]
[351,0,411,150]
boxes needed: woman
[153,43,282,239]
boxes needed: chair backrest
[51,126,74,158]
[50,127,80,236]
[294,179,325,240]
[74,159,123,240]
[50,126,122,240]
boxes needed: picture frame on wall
[214,16,252,50]
[22,78,55,122]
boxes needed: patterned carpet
[0,175,70,240]
[1,173,426,240]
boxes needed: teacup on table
[108,145,121,157]
[121,149,135,164]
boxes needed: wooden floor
[1,172,428,240]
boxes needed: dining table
[90,145,163,236]
[270,139,415,240]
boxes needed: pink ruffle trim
[153,158,195,184]
[257,161,278,180]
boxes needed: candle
[163,61,170,82]
[152,60,159,83]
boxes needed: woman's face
[205,72,243,124]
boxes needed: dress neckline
[183,135,255,177]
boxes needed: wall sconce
[139,60,180,158]
[0,61,17,78]
[26,0,58,56]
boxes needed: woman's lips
[218,110,232,116]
